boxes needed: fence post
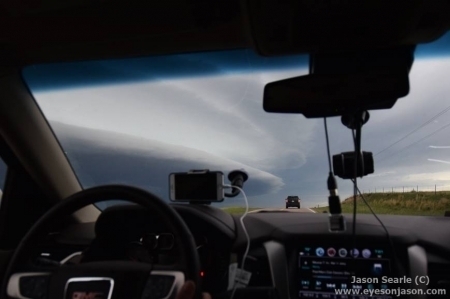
[403,186,404,193]
[383,187,384,193]
[417,185,419,192]
[375,188,376,193]
[435,184,436,195]
[392,187,393,193]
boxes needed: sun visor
[263,46,415,118]
[244,0,449,55]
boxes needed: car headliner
[0,0,449,67]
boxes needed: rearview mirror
[263,71,409,118]
[263,46,415,118]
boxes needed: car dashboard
[31,204,450,299]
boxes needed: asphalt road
[249,208,316,213]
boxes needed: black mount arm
[224,170,249,198]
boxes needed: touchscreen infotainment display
[298,245,392,299]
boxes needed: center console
[265,234,421,299]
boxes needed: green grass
[311,191,450,216]
[221,206,261,214]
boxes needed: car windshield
[23,33,450,216]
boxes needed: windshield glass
[23,33,450,216]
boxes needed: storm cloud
[28,52,450,208]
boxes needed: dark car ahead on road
[285,196,301,209]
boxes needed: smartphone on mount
[169,170,224,202]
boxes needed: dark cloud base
[52,122,284,209]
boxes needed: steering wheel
[1,185,201,299]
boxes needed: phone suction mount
[225,170,249,198]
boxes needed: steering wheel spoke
[50,262,185,299]
[7,272,51,299]
[6,263,186,299]
[142,270,185,299]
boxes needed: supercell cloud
[29,56,450,208]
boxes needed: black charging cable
[324,118,345,231]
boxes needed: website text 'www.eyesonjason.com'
[335,287,447,297]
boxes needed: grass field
[312,191,450,216]
[221,207,261,214]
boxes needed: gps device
[298,244,392,299]
[169,171,224,202]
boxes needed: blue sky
[22,33,450,209]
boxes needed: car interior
[0,1,450,299]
